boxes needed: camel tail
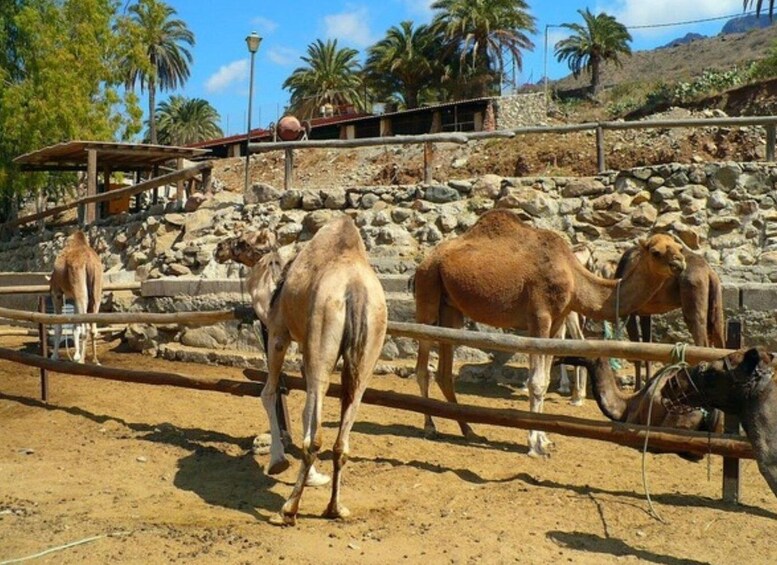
[85,264,100,314]
[338,282,370,409]
[707,272,725,348]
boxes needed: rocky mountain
[721,14,775,34]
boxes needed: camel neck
[570,258,665,322]
[247,251,284,323]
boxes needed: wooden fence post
[284,148,294,190]
[766,124,776,162]
[423,142,434,183]
[723,318,742,504]
[38,296,49,402]
[596,126,606,173]
[85,149,97,225]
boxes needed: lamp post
[245,31,262,193]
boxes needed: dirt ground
[1,336,776,565]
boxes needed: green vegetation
[146,96,223,146]
[117,0,194,145]
[0,0,143,221]
[554,9,632,97]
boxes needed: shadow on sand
[0,392,284,519]
[547,531,710,565]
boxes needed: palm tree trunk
[149,79,157,145]
[591,56,601,97]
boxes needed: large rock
[471,174,506,199]
[245,182,281,204]
[424,185,460,203]
[562,178,608,197]
[497,187,557,216]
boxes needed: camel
[557,356,722,460]
[413,209,686,457]
[615,243,725,387]
[661,347,777,498]
[49,230,103,364]
[215,216,388,525]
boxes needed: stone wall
[495,92,550,129]
[5,160,777,366]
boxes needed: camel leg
[415,339,437,438]
[640,315,653,384]
[262,330,291,477]
[435,305,482,441]
[51,291,63,361]
[565,313,587,406]
[680,281,709,347]
[556,322,572,395]
[527,314,554,458]
[90,323,99,364]
[625,315,642,388]
[71,296,87,364]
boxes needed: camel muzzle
[670,259,686,274]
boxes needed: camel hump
[311,215,365,256]
[69,230,89,245]
[464,209,527,239]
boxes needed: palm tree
[746,1,775,16]
[283,39,363,119]
[145,96,223,145]
[119,0,194,144]
[365,21,442,109]
[431,0,536,97]
[554,9,632,97]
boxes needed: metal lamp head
[245,32,262,54]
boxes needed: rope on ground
[642,342,689,522]
[0,531,132,564]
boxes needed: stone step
[385,292,415,323]
[379,274,412,293]
[369,256,418,275]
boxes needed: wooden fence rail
[0,281,141,295]
[0,306,235,326]
[0,345,753,460]
[0,161,213,232]
[249,114,777,185]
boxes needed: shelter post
[85,149,97,225]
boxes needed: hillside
[551,25,777,93]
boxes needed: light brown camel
[661,347,777,498]
[49,230,103,364]
[215,216,388,525]
[413,209,686,457]
[557,356,722,460]
[615,243,725,387]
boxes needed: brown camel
[49,230,103,364]
[413,209,686,457]
[215,216,388,525]
[661,347,777,498]
[557,356,722,460]
[615,243,725,387]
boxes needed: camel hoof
[305,469,331,487]
[323,504,351,520]
[266,457,291,475]
[280,430,293,449]
[268,512,296,527]
[423,425,438,440]
[569,398,584,407]
[527,447,552,459]
[558,385,571,395]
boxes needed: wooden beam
[423,142,433,184]
[284,148,294,190]
[242,371,754,460]
[85,149,97,224]
[0,306,235,325]
[723,319,743,504]
[0,345,754,460]
[0,162,213,231]
[0,282,141,295]
[175,157,185,206]
[250,132,470,153]
[386,321,737,364]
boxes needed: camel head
[215,229,277,267]
[637,234,686,277]
[662,347,776,415]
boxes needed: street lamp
[245,31,262,192]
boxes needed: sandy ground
[1,336,776,565]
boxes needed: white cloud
[547,29,571,50]
[267,46,299,66]
[400,0,435,19]
[205,59,248,93]
[251,16,278,35]
[323,7,375,48]
[601,0,742,36]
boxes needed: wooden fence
[248,115,777,187]
[0,302,758,505]
[0,161,213,233]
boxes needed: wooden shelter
[13,141,210,224]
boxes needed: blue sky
[160,0,754,137]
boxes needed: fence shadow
[0,392,284,519]
[547,531,709,565]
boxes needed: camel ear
[736,348,774,387]
[638,237,649,250]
